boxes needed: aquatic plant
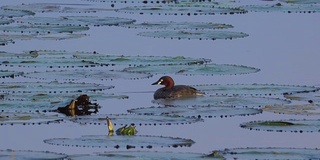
[210,147,320,159]
[193,83,319,96]
[0,8,35,17]
[121,21,233,30]
[72,113,203,126]
[68,151,207,160]
[24,69,152,81]
[0,112,64,126]
[0,25,89,34]
[2,3,112,13]
[15,16,136,27]
[137,30,249,40]
[0,149,67,160]
[240,119,320,133]
[263,103,320,115]
[0,19,14,25]
[0,81,113,94]
[241,3,320,13]
[280,0,320,4]
[153,95,290,108]
[117,3,247,15]
[44,135,194,149]
[124,63,259,75]
[128,105,262,118]
[0,70,23,78]
[284,90,320,104]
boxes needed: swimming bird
[152,76,203,99]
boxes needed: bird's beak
[152,81,158,85]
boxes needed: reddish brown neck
[163,77,174,88]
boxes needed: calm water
[1,0,320,156]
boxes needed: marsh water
[1,0,320,158]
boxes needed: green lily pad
[0,70,23,78]
[0,92,128,112]
[284,91,320,104]
[242,3,320,13]
[0,19,14,25]
[0,38,14,46]
[153,95,290,108]
[44,135,194,149]
[0,112,64,125]
[36,33,88,40]
[124,63,259,75]
[128,105,262,118]
[193,84,319,96]
[0,25,89,34]
[137,30,249,40]
[69,151,207,160]
[263,103,320,115]
[117,4,247,15]
[72,114,203,126]
[72,52,210,66]
[121,21,233,30]
[280,0,320,4]
[0,34,37,45]
[2,3,112,13]
[0,149,67,160]
[240,119,320,133]
[212,147,320,159]
[3,51,210,68]
[30,69,150,81]
[16,16,135,26]
[0,81,113,94]
[24,69,152,81]
[0,8,35,17]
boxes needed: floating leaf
[0,149,67,160]
[44,135,194,149]
[212,147,320,159]
[124,63,259,75]
[0,70,23,78]
[24,69,152,81]
[284,91,320,104]
[36,33,88,40]
[0,38,14,46]
[128,105,262,118]
[242,3,320,13]
[0,92,128,112]
[0,112,63,125]
[0,81,113,94]
[16,16,135,26]
[72,52,210,66]
[137,30,249,40]
[263,103,320,115]
[69,151,206,160]
[153,95,290,108]
[2,3,112,13]
[121,21,233,30]
[0,19,14,25]
[1,50,210,68]
[193,84,319,96]
[0,8,35,17]
[72,114,203,126]
[117,4,247,15]
[240,119,320,133]
[0,25,89,34]
[280,0,320,4]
